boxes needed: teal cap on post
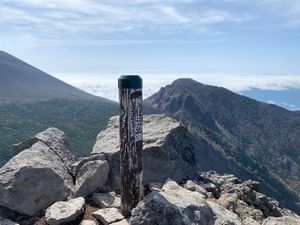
[118,75,142,89]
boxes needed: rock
[80,220,97,225]
[201,183,217,192]
[45,197,85,225]
[184,180,208,197]
[74,159,109,197]
[217,193,238,211]
[197,171,241,190]
[110,219,130,225]
[253,193,282,217]
[130,179,214,225]
[262,216,300,225]
[11,137,39,157]
[92,192,121,208]
[92,208,124,225]
[243,217,260,225]
[207,201,242,225]
[235,200,264,222]
[0,140,74,216]
[0,217,19,225]
[92,114,195,190]
[198,171,288,219]
[72,154,106,177]
[148,182,163,191]
[34,128,75,172]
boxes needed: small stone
[149,182,163,191]
[80,220,97,225]
[92,208,124,225]
[45,197,85,225]
[92,192,121,208]
[0,217,19,225]
[201,183,216,192]
[110,219,130,225]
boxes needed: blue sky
[1,0,300,107]
[1,0,300,74]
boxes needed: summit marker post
[118,75,143,216]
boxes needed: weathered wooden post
[118,75,143,216]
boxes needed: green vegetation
[0,98,118,165]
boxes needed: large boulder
[12,128,75,172]
[92,114,195,190]
[130,180,214,225]
[0,128,74,216]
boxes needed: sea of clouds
[54,73,300,102]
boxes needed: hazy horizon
[53,73,300,110]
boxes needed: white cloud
[53,73,300,102]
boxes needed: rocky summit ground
[0,114,299,225]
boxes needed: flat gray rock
[92,192,121,208]
[74,159,109,197]
[0,217,19,225]
[0,140,74,216]
[45,197,85,225]
[92,114,195,190]
[92,208,124,225]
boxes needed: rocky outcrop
[45,197,85,225]
[130,179,214,225]
[92,114,195,190]
[196,171,296,219]
[0,128,75,216]
[262,216,300,225]
[0,120,299,225]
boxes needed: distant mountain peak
[0,51,110,103]
[145,78,300,214]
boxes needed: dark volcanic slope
[0,51,118,165]
[0,51,105,102]
[144,78,300,213]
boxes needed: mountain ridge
[0,50,113,103]
[144,78,300,213]
[0,51,118,165]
